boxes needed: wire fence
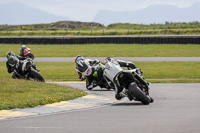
[0,21,200,35]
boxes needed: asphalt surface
[1,83,200,133]
[1,57,200,62]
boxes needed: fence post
[66,24,68,32]
[8,25,11,33]
[193,21,195,30]
[20,25,22,34]
[32,25,34,33]
[165,21,168,31]
[43,26,45,34]
[91,24,93,34]
[62,27,65,33]
[9,25,11,33]
[128,23,130,33]
[102,24,104,34]
[79,25,81,34]
[5,24,8,32]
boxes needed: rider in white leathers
[104,57,143,100]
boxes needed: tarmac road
[0,83,200,133]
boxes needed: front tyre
[129,82,150,105]
[86,78,93,90]
[28,70,45,82]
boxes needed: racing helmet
[75,55,84,63]
[23,48,31,56]
[22,45,26,48]
[6,51,15,59]
[21,45,27,51]
[105,57,115,63]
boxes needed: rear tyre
[29,70,45,82]
[129,82,150,105]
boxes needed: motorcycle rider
[6,51,25,79]
[105,57,136,68]
[18,45,34,60]
[6,51,38,79]
[75,55,104,90]
[104,57,143,100]
[105,57,143,76]
[17,45,39,71]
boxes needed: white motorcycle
[103,61,153,105]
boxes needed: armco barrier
[0,36,200,44]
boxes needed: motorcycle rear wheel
[128,82,150,105]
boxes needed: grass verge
[1,29,200,36]
[1,44,200,57]
[0,78,86,110]
[1,62,199,83]
[0,61,199,110]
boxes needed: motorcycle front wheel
[28,70,45,82]
[86,78,93,90]
[128,82,150,105]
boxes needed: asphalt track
[1,83,200,133]
[0,57,200,62]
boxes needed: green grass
[0,78,87,110]
[1,22,200,36]
[0,61,199,110]
[1,62,200,82]
[1,29,200,36]
[1,21,200,36]
[1,44,200,57]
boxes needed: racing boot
[115,91,126,100]
[115,86,125,100]
[125,90,133,101]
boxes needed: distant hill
[93,3,200,25]
[48,21,103,28]
[0,20,103,30]
[0,2,70,25]
[31,21,103,29]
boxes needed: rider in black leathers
[6,51,38,79]
[6,51,24,79]
[75,55,104,89]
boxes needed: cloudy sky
[0,0,200,22]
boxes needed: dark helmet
[75,55,84,63]
[6,51,15,59]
